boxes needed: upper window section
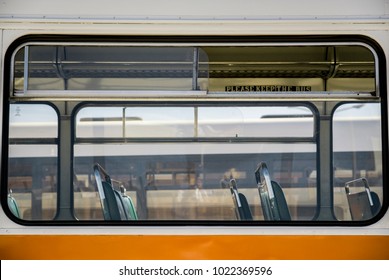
[76,106,315,139]
[9,104,58,138]
[13,46,209,93]
[11,44,376,96]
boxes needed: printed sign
[225,85,312,92]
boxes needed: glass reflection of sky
[10,104,57,123]
[76,106,314,122]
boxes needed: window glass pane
[76,105,314,139]
[15,46,209,91]
[76,107,125,138]
[8,104,58,220]
[9,104,58,138]
[197,106,314,138]
[13,44,374,95]
[74,143,317,221]
[125,107,195,138]
[74,104,317,221]
[333,103,383,221]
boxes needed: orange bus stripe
[1,235,389,260]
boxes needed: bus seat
[103,181,126,220]
[229,179,253,221]
[345,178,381,221]
[7,190,21,218]
[238,193,253,220]
[255,162,291,221]
[119,185,138,220]
[370,191,381,217]
[271,181,291,221]
[94,163,137,221]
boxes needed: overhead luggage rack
[11,42,377,97]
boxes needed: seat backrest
[102,181,127,220]
[271,181,291,221]
[255,162,291,221]
[94,164,114,220]
[238,193,253,221]
[346,191,373,220]
[370,191,381,217]
[345,178,381,221]
[7,191,21,218]
[119,186,138,220]
[229,179,253,221]
[94,163,138,220]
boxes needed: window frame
[1,35,387,226]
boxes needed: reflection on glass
[125,107,195,138]
[73,104,317,221]
[198,106,314,138]
[18,45,209,91]
[8,103,59,220]
[333,103,382,220]
[76,105,314,139]
[9,104,58,138]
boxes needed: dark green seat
[370,192,381,217]
[7,191,20,218]
[255,162,291,221]
[229,179,253,221]
[94,164,138,221]
[271,181,291,221]
[238,193,253,221]
[119,185,138,220]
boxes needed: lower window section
[5,102,384,223]
[73,143,317,221]
[8,145,58,220]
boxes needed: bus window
[73,104,317,221]
[8,104,58,220]
[5,40,383,224]
[12,44,374,96]
[333,103,383,220]
[76,106,314,139]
